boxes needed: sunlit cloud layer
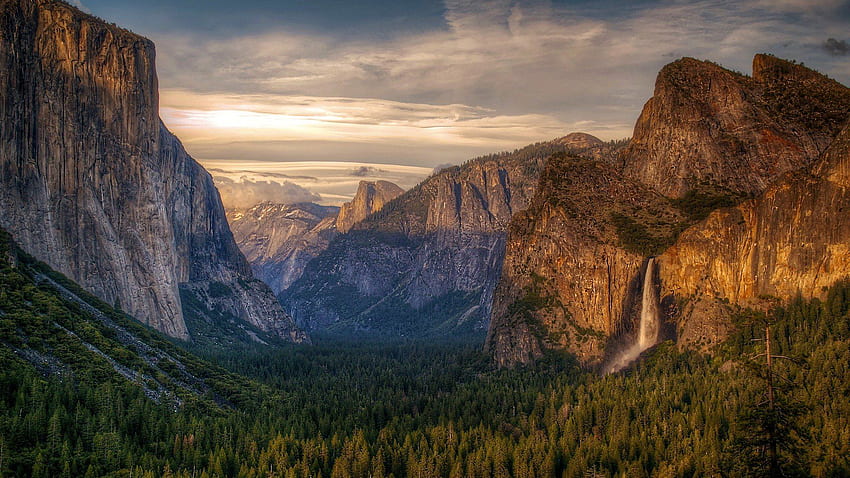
[100,0,850,205]
[205,160,433,206]
[161,90,587,156]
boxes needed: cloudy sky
[78,0,850,206]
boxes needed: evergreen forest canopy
[1,229,849,477]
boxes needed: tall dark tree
[727,306,808,477]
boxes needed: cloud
[350,166,385,177]
[823,38,850,56]
[213,176,321,208]
[159,89,589,166]
[756,0,847,13]
[207,167,317,181]
[205,161,430,205]
[148,0,850,185]
[432,163,456,175]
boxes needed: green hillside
[2,222,849,476]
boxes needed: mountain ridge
[621,54,850,199]
[488,54,850,367]
[283,135,628,336]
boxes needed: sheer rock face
[486,155,686,367]
[659,123,850,350]
[621,55,850,198]
[283,140,597,335]
[335,181,404,234]
[486,55,850,367]
[0,0,305,342]
[226,202,339,295]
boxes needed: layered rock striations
[621,55,850,198]
[659,122,850,349]
[283,138,621,336]
[0,0,305,342]
[226,202,339,295]
[486,154,686,367]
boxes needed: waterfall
[605,257,659,373]
[637,258,659,350]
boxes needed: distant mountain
[487,55,850,367]
[226,180,404,297]
[283,136,628,337]
[0,0,305,344]
[227,202,339,295]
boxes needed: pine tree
[727,308,808,477]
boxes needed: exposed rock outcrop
[659,122,850,349]
[621,55,850,198]
[226,202,338,295]
[487,54,850,367]
[336,180,404,233]
[0,0,305,342]
[485,154,686,367]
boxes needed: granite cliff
[485,154,687,367]
[283,136,626,336]
[0,0,305,343]
[621,55,850,198]
[488,55,850,367]
[659,122,850,350]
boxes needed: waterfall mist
[605,258,659,373]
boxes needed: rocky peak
[751,53,850,143]
[753,53,825,84]
[336,180,404,233]
[556,132,604,149]
[621,55,850,198]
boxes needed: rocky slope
[283,136,626,336]
[226,202,339,295]
[659,122,850,349]
[226,180,402,297]
[621,55,850,198]
[335,180,404,233]
[0,0,305,343]
[488,55,850,367]
[0,226,267,405]
[485,154,687,367]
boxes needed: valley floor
[3,281,850,478]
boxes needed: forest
[1,224,849,477]
[2,221,850,477]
